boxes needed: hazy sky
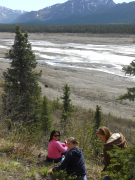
[0,0,133,11]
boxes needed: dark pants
[46,156,61,163]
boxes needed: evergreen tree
[60,84,74,132]
[106,144,135,180]
[93,105,103,130]
[118,60,135,102]
[39,96,52,135]
[2,25,42,125]
[91,105,103,156]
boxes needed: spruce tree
[93,105,103,130]
[106,144,134,180]
[118,60,135,101]
[2,25,42,125]
[60,84,74,132]
[91,105,103,156]
[39,96,52,135]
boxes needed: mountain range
[0,6,26,24]
[0,0,135,25]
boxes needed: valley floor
[0,32,135,120]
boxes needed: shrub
[41,166,50,177]
[52,169,77,180]
[52,97,61,111]
[104,144,135,180]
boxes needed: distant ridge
[12,0,116,24]
[0,0,135,24]
[40,1,135,25]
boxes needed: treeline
[0,24,135,34]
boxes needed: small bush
[52,169,77,180]
[41,166,50,177]
[104,144,135,180]
[52,97,61,111]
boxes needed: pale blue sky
[0,0,133,11]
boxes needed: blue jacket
[53,147,87,176]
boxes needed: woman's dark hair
[49,130,60,142]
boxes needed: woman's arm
[53,151,71,171]
[60,142,68,149]
[56,141,68,152]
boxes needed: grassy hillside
[0,77,135,179]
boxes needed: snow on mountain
[0,6,26,23]
[13,0,115,23]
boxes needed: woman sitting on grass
[46,130,68,163]
[49,137,87,180]
[96,126,128,180]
